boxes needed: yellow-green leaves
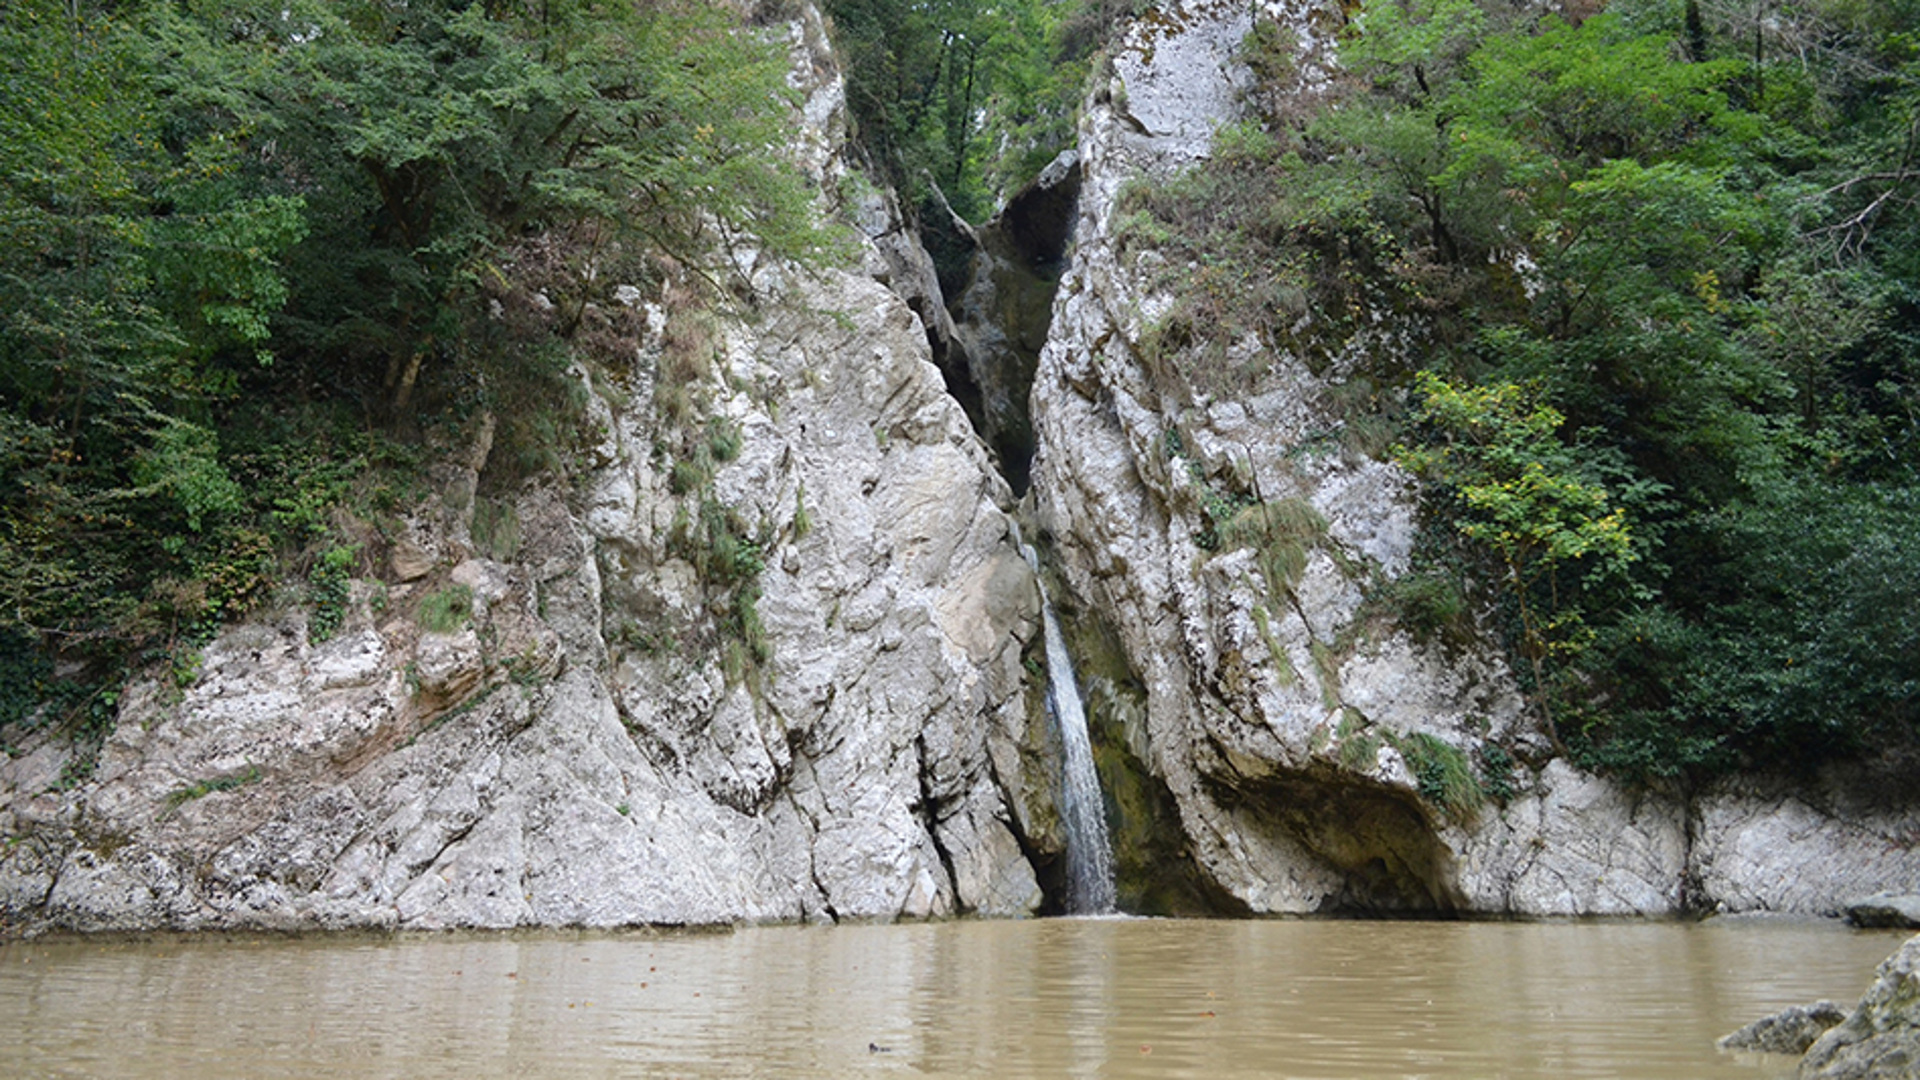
[1399,372,1634,584]
[1397,373,1636,733]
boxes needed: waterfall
[1015,528,1116,915]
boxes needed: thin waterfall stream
[1014,528,1116,914]
[936,152,1112,912]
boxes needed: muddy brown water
[0,917,1906,1078]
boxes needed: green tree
[191,0,837,415]
[1115,0,1920,778]
[1,0,301,647]
[1397,373,1639,737]
[826,0,1093,218]
[1,0,837,681]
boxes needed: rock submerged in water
[1847,895,1920,930]
[1796,934,1920,1079]
[1719,1001,1847,1055]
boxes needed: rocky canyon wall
[0,9,1061,933]
[3,0,1916,934]
[1027,0,1920,917]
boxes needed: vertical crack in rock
[932,152,1082,495]
[790,789,838,924]
[913,734,963,913]
[981,743,1061,911]
[1680,794,1704,912]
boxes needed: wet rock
[1848,895,1920,930]
[1800,935,1920,1079]
[1720,1001,1848,1055]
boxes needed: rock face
[1024,0,1920,916]
[1801,935,1920,1079]
[0,7,1052,933]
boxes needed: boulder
[1849,895,1920,930]
[1800,935,1920,1079]
[1720,1001,1847,1055]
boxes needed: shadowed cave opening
[1205,769,1465,915]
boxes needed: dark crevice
[406,814,481,880]
[1680,795,1704,914]
[914,734,964,913]
[999,157,1081,272]
[920,153,1081,497]
[788,788,840,924]
[932,336,989,441]
[917,192,980,304]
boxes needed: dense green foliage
[1397,373,1637,740]
[2,0,832,713]
[823,0,1117,218]
[10,0,1915,792]
[1131,0,1920,778]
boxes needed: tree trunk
[391,351,424,415]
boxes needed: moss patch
[163,765,262,812]
[1396,731,1482,824]
[419,584,474,634]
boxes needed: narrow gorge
[3,0,1918,936]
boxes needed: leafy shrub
[1217,497,1329,592]
[1397,373,1637,734]
[1573,481,1920,777]
[163,765,261,811]
[0,632,53,739]
[307,546,356,644]
[708,419,743,463]
[1376,571,1469,649]
[1476,741,1516,804]
[662,492,771,685]
[1400,732,1481,822]
[1335,710,1380,770]
[670,458,708,496]
[792,480,812,539]
[471,498,522,562]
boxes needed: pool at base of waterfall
[1,917,1905,1078]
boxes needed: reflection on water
[0,918,1905,1079]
